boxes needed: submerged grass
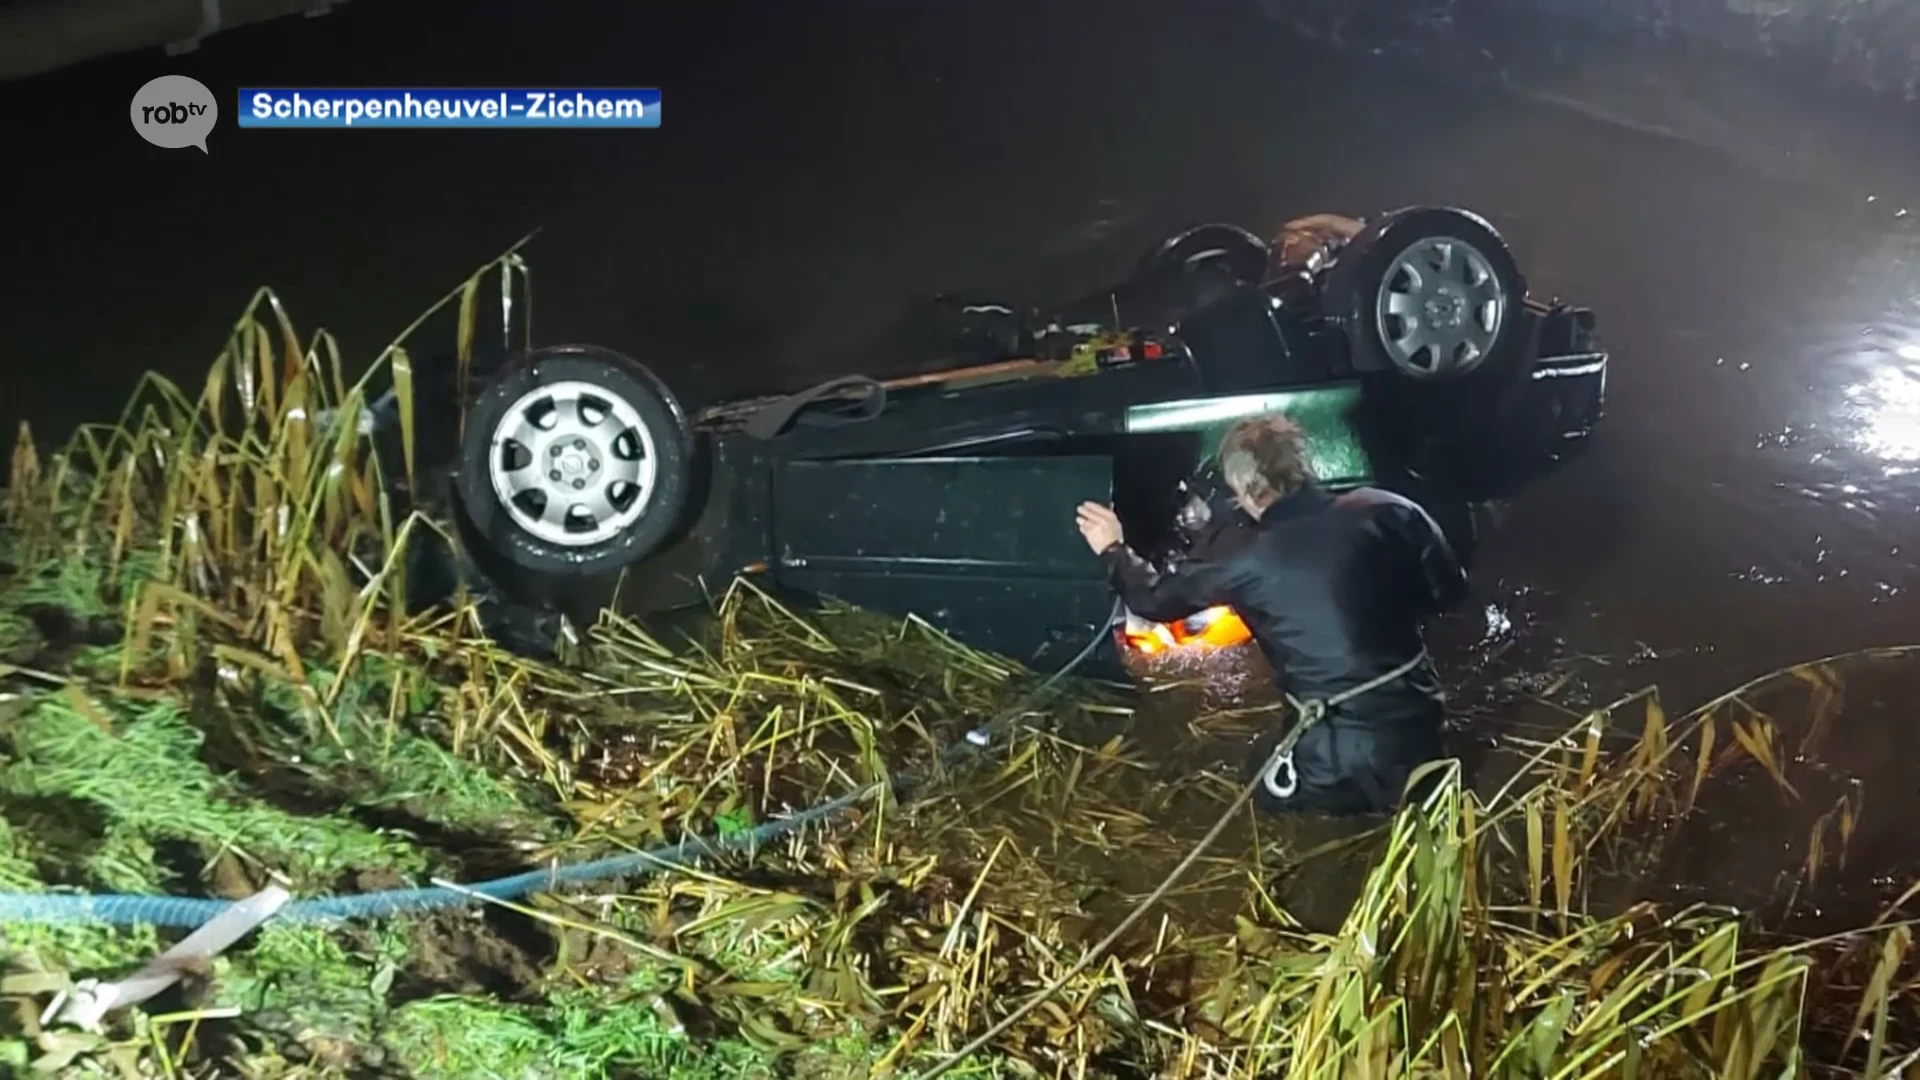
[0,254,1915,1078]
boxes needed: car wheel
[1328,207,1525,383]
[1135,223,1272,286]
[455,344,695,577]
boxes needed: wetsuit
[1104,482,1467,816]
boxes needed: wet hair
[1217,415,1314,510]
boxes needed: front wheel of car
[1328,207,1526,384]
[455,344,695,577]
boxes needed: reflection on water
[1727,299,1920,613]
[1845,354,1920,464]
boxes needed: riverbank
[1261,0,1920,217]
[1263,0,1920,101]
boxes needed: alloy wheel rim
[1373,236,1508,378]
[486,379,658,547]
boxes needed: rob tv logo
[130,74,219,153]
[141,100,208,124]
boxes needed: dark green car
[382,205,1606,674]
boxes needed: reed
[0,256,1913,1079]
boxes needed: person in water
[1073,414,1467,816]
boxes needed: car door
[768,452,1119,675]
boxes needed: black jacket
[1105,483,1467,730]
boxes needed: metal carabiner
[1261,749,1299,800]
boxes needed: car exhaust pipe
[0,0,345,83]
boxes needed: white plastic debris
[42,885,290,1032]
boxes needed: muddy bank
[1535,0,1920,101]
[1259,0,1920,214]
[1263,0,1920,101]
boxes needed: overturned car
[373,205,1607,675]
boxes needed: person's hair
[1217,415,1314,510]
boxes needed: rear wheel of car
[1135,223,1272,286]
[456,344,695,577]
[1328,209,1535,487]
[1329,207,1525,384]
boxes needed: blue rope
[0,606,1119,930]
[0,783,869,928]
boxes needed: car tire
[1135,223,1272,286]
[1326,206,1526,385]
[455,344,695,577]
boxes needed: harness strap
[1261,648,1431,801]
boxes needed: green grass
[381,990,770,1080]
[0,693,423,894]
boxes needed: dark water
[8,0,1920,923]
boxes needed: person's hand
[1075,501,1125,555]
